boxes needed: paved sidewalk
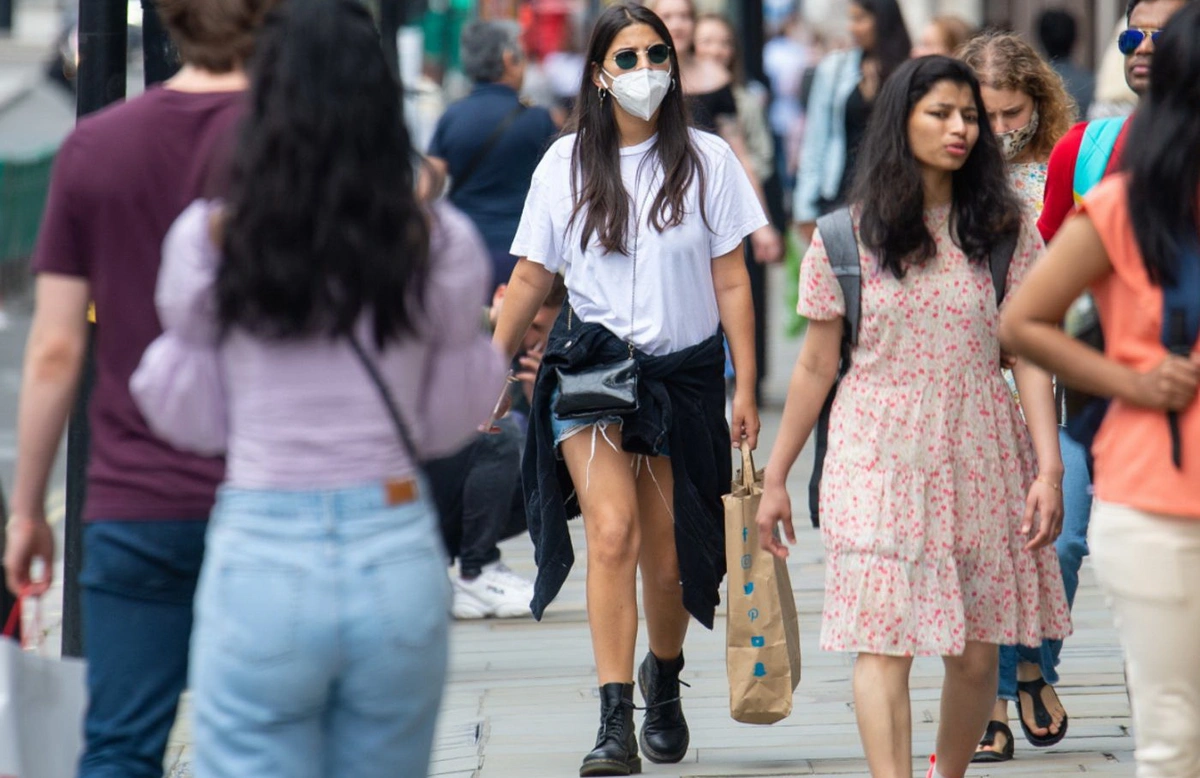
[421,412,1134,778]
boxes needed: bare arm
[492,258,557,360]
[1011,358,1064,549]
[1000,215,1200,411]
[5,275,90,594]
[756,317,843,558]
[713,246,760,449]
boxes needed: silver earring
[598,86,608,101]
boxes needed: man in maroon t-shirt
[3,1,273,775]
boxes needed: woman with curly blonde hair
[960,31,1083,764]
[959,32,1077,216]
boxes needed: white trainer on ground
[452,561,535,619]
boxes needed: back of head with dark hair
[853,0,913,84]
[1124,1,1200,284]
[217,0,430,347]
[1037,9,1077,59]
[850,55,1022,279]
[156,0,278,73]
[565,3,708,255]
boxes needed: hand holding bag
[723,444,802,724]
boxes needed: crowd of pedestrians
[2,0,1199,777]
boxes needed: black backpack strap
[449,103,527,196]
[989,229,1020,308]
[815,207,862,348]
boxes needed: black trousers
[426,416,528,577]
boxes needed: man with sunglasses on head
[1039,0,1191,241]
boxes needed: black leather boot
[637,651,690,764]
[579,683,641,776]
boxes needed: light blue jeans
[190,482,451,778]
[997,430,1092,701]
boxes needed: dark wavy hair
[216,0,429,346]
[850,56,1022,279]
[564,3,708,255]
[1124,1,1200,284]
[853,0,913,84]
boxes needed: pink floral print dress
[799,206,1072,656]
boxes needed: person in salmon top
[4,2,274,776]
[1000,5,1200,775]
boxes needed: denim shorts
[549,387,669,457]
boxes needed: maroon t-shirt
[33,86,243,521]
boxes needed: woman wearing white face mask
[492,4,766,775]
[959,32,1081,764]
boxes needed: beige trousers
[1089,500,1200,778]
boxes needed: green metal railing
[0,151,56,265]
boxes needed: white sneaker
[452,561,534,619]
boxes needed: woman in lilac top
[130,1,506,776]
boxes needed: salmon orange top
[1079,174,1200,519]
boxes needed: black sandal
[971,720,1015,763]
[1015,677,1069,747]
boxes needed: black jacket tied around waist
[522,305,732,628]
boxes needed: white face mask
[602,67,672,122]
[997,108,1040,161]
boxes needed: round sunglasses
[1117,27,1162,55]
[607,43,672,71]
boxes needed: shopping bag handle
[2,588,40,650]
[739,441,756,490]
[1,597,18,639]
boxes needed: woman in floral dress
[960,32,1082,761]
[756,56,1070,778]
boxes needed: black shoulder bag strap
[449,103,527,196]
[1162,238,1200,468]
[989,229,1020,308]
[347,333,421,464]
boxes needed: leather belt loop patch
[385,478,418,506]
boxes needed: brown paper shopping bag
[723,444,802,724]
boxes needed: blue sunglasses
[1117,28,1162,55]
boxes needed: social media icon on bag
[743,582,754,596]
[753,663,767,677]
[740,554,751,570]
[751,636,765,647]
[748,608,759,622]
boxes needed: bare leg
[561,427,640,684]
[636,455,688,660]
[853,653,915,778]
[938,642,999,778]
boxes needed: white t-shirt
[511,130,768,356]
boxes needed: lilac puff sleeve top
[134,199,507,490]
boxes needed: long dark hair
[851,56,1022,279]
[565,3,707,255]
[217,0,429,346]
[854,0,912,84]
[1124,2,1200,285]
